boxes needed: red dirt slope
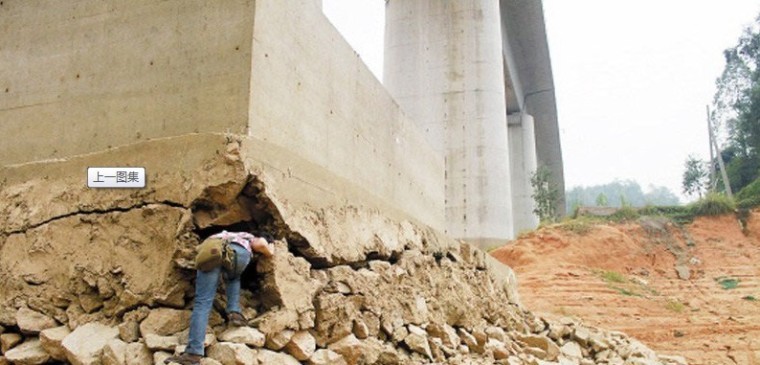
[491,212,760,365]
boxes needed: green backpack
[195,237,236,272]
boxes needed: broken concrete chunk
[62,323,119,365]
[139,308,191,337]
[284,330,316,361]
[485,338,510,360]
[218,327,265,348]
[16,307,57,334]
[307,349,347,365]
[39,325,71,361]
[486,326,507,343]
[4,339,50,365]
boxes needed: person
[165,231,275,365]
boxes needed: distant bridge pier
[509,113,540,234]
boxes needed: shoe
[228,311,247,327]
[164,352,202,365]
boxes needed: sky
[322,0,760,202]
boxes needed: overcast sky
[323,0,760,201]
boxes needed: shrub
[689,193,735,216]
[736,177,760,201]
[609,206,640,222]
[737,178,760,209]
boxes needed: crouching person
[165,231,275,365]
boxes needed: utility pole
[706,106,717,191]
[706,105,733,199]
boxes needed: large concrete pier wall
[248,0,444,230]
[0,0,256,165]
[0,0,444,232]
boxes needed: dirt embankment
[492,212,760,365]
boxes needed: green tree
[682,155,708,198]
[711,17,760,193]
[530,166,559,223]
[595,193,608,207]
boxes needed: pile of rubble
[0,240,686,365]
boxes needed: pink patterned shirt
[209,231,256,254]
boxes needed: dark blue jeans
[186,243,251,355]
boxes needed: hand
[252,237,275,257]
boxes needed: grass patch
[742,295,757,301]
[716,277,740,290]
[558,218,594,235]
[689,193,735,216]
[601,270,626,283]
[665,299,685,313]
[611,286,641,297]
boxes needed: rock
[39,326,71,361]
[352,319,369,339]
[144,334,180,351]
[0,333,23,353]
[307,349,347,365]
[16,307,57,334]
[0,307,16,327]
[328,334,364,365]
[265,329,294,350]
[572,327,590,346]
[0,325,4,334]
[125,343,152,365]
[485,339,510,360]
[200,358,223,365]
[101,339,127,365]
[659,354,688,365]
[457,328,480,353]
[257,349,300,365]
[62,323,119,365]
[284,330,316,361]
[152,351,171,365]
[139,308,191,337]
[219,327,265,347]
[517,334,560,361]
[486,326,508,343]
[257,242,319,313]
[118,321,140,343]
[4,339,50,365]
[560,341,582,359]
[252,310,298,342]
[403,325,432,359]
[0,356,7,365]
[548,324,572,341]
[79,293,104,314]
[207,342,258,365]
[426,323,460,349]
[175,329,217,349]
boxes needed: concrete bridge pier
[508,113,540,234]
[384,0,515,248]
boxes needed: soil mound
[492,213,760,365]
